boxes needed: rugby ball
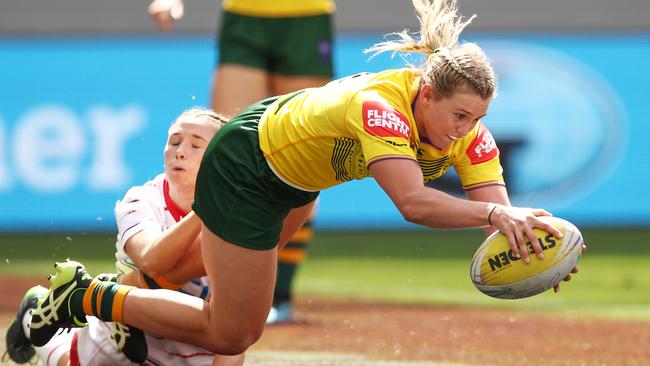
[470,216,583,299]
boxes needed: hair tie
[428,47,447,63]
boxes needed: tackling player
[4,108,243,365]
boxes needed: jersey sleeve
[346,92,417,166]
[453,122,505,190]
[114,186,164,254]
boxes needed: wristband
[487,204,497,226]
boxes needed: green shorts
[217,11,333,77]
[193,98,320,250]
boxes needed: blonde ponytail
[366,0,497,100]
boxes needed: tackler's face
[164,116,217,190]
[414,84,489,150]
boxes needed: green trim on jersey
[193,97,319,250]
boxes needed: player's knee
[215,337,258,355]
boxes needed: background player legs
[211,65,268,118]
[211,66,331,118]
[270,74,331,96]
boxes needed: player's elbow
[395,195,426,224]
[137,256,165,278]
[125,242,168,278]
[399,206,425,224]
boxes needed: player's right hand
[488,205,563,264]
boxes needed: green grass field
[1,228,649,319]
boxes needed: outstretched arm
[369,157,561,263]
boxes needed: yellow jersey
[223,0,334,17]
[258,68,504,192]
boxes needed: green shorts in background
[193,98,320,250]
[217,11,333,77]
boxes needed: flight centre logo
[362,101,411,139]
[466,123,499,165]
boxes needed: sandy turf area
[2,277,648,366]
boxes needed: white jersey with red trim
[76,318,216,366]
[74,173,214,366]
[113,173,210,299]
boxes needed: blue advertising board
[0,34,648,231]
